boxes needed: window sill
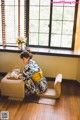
[0,46,80,58]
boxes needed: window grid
[0,0,26,47]
[0,0,78,50]
[51,2,75,48]
[29,0,78,49]
[29,0,50,46]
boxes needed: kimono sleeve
[23,65,35,80]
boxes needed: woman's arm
[23,65,35,80]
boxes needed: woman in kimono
[20,50,48,96]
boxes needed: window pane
[64,0,76,7]
[52,21,62,34]
[29,20,38,32]
[5,0,18,5]
[5,5,24,44]
[52,0,76,7]
[29,33,38,45]
[30,6,39,19]
[29,1,50,46]
[51,35,61,47]
[5,6,18,44]
[62,22,74,34]
[20,0,24,5]
[29,0,76,49]
[40,7,50,20]
[40,20,49,33]
[52,7,63,20]
[61,35,72,48]
[52,0,64,6]
[39,34,48,46]
[0,0,25,46]
[20,6,24,36]
[5,0,24,5]
[30,0,39,5]
[40,0,50,6]
[63,7,75,20]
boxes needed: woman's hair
[20,49,33,59]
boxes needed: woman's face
[22,57,29,64]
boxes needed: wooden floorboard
[0,81,80,120]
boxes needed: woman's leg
[25,78,36,96]
[36,77,48,94]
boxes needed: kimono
[23,59,48,96]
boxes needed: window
[0,0,78,50]
[29,0,78,50]
[29,0,50,46]
[0,0,26,47]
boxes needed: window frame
[28,0,79,50]
[0,0,29,47]
[0,0,79,51]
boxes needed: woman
[20,50,48,96]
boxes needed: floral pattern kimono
[23,59,48,96]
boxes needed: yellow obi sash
[32,71,43,82]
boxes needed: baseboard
[46,77,76,82]
[0,72,7,76]
[46,77,55,81]
[46,77,80,88]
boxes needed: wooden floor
[0,81,80,120]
